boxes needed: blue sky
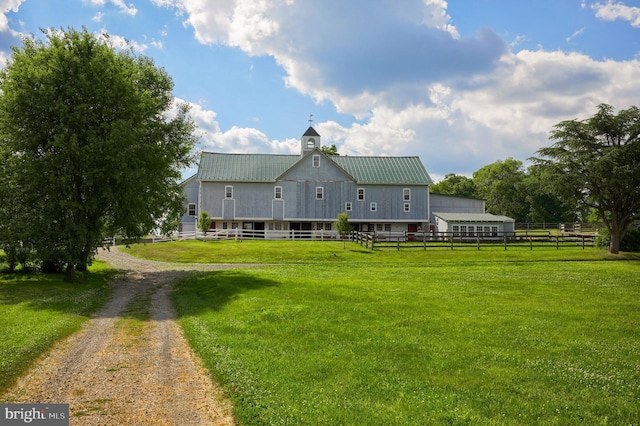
[1,0,639,181]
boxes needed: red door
[408,223,418,241]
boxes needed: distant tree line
[430,158,575,225]
[431,104,640,254]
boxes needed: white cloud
[92,12,104,22]
[566,27,585,43]
[85,0,138,16]
[176,98,299,155]
[592,0,640,27]
[151,1,640,176]
[0,0,23,32]
[99,30,148,51]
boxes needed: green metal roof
[197,153,299,182]
[330,156,433,185]
[197,151,433,185]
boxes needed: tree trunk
[64,262,76,282]
[609,218,625,254]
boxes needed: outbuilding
[432,212,515,237]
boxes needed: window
[384,224,392,232]
[275,222,282,231]
[403,188,411,201]
[367,224,375,232]
[274,186,282,199]
[313,155,320,168]
[188,203,196,216]
[404,203,410,213]
[452,225,460,236]
[357,188,365,201]
[468,226,475,237]
[231,222,238,229]
[316,187,324,200]
[491,226,498,236]
[324,223,332,231]
[460,225,467,236]
[225,185,233,199]
[370,202,377,212]
[222,222,228,230]
[376,224,383,231]
[345,202,352,211]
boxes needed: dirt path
[2,247,240,425]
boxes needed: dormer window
[312,155,320,168]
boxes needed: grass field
[0,262,115,394]
[134,240,640,425]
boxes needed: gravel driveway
[2,247,241,425]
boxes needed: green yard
[2,241,639,424]
[147,240,640,425]
[0,261,114,394]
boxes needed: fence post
[530,235,533,250]
[450,233,454,250]
[477,233,480,250]
[504,233,507,250]
[556,235,559,250]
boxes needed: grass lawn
[150,241,640,424]
[0,262,115,394]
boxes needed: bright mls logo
[1,404,68,425]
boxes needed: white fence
[152,229,344,242]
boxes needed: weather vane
[308,113,313,126]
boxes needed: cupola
[301,126,321,156]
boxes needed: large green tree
[532,104,640,254]
[472,158,529,222]
[523,164,576,223]
[430,173,478,198]
[0,28,196,280]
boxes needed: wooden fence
[353,230,596,251]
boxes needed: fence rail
[142,225,597,250]
[353,230,596,251]
[151,229,344,242]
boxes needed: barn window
[345,202,352,211]
[188,203,196,216]
[370,202,377,212]
[312,155,320,168]
[357,188,365,201]
[316,187,324,200]
[274,186,282,199]
[404,203,410,213]
[225,186,233,199]
[403,188,411,201]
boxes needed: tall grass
[0,262,114,394]
[166,241,640,424]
